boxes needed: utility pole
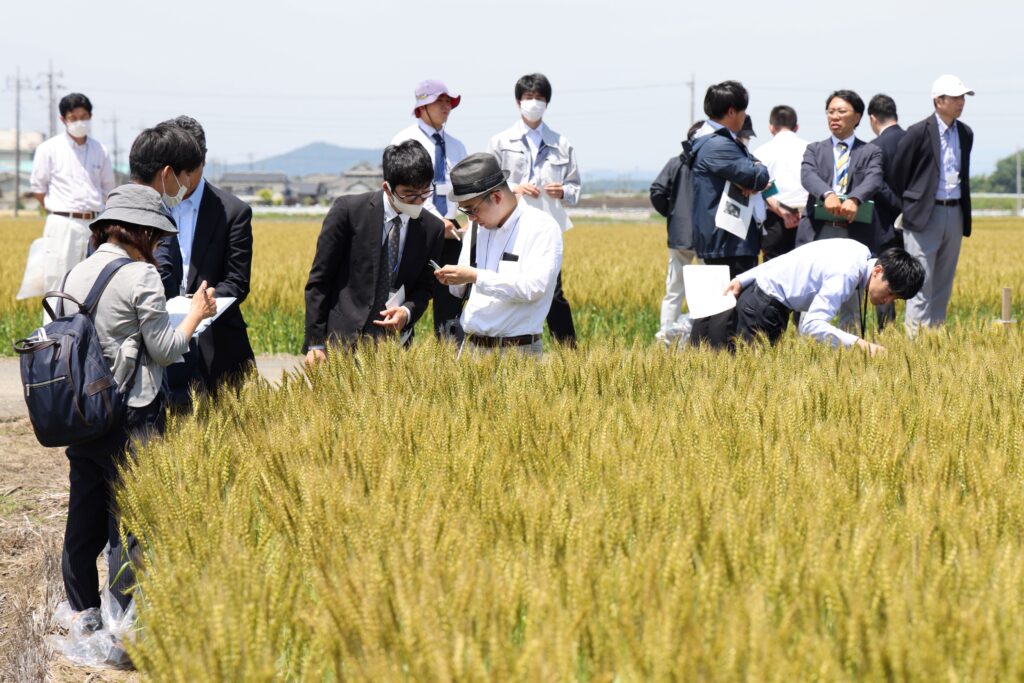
[687,73,696,127]
[6,68,31,217]
[44,60,64,138]
[1016,145,1021,218]
[107,112,120,173]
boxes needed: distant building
[294,162,384,204]
[0,130,45,209]
[217,172,290,203]
[215,162,384,207]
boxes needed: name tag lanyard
[481,215,521,271]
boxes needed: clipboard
[814,197,875,224]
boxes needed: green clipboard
[814,196,874,224]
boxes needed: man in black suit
[892,75,975,337]
[797,89,884,332]
[304,141,444,363]
[144,117,256,405]
[867,94,906,328]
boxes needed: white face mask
[520,99,547,123]
[161,171,189,210]
[386,184,424,219]
[66,119,91,139]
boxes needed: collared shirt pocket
[498,252,521,276]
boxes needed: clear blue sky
[2,0,1019,178]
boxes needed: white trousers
[41,213,92,293]
[658,248,698,337]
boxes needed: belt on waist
[821,220,851,228]
[468,334,541,348]
[746,284,792,315]
[935,198,960,206]
[50,211,97,220]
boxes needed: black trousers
[691,284,790,351]
[433,238,466,339]
[702,255,758,279]
[62,396,165,612]
[546,270,576,345]
[761,212,797,262]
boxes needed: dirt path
[0,356,303,680]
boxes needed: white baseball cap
[931,74,975,98]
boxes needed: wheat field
[3,215,1024,680]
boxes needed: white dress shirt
[487,119,581,231]
[736,238,874,348]
[830,133,856,193]
[389,121,468,220]
[381,191,412,322]
[30,132,116,212]
[935,113,962,200]
[169,176,206,282]
[752,129,810,208]
[449,201,563,337]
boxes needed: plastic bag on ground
[660,313,693,348]
[48,588,136,668]
[17,237,47,300]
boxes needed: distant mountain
[223,142,384,177]
[581,168,657,194]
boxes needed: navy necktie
[431,133,448,215]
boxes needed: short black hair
[59,93,92,117]
[704,81,748,120]
[129,123,205,183]
[515,73,552,103]
[686,120,706,141]
[877,248,926,299]
[867,94,898,123]
[382,140,433,189]
[826,90,865,117]
[165,115,207,163]
[769,105,798,130]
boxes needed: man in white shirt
[435,153,563,358]
[691,240,924,354]
[390,80,468,340]
[488,73,580,347]
[752,105,809,261]
[27,92,116,296]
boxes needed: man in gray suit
[892,75,975,336]
[797,89,884,332]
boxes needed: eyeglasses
[389,185,433,203]
[458,194,493,219]
[826,108,852,116]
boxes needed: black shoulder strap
[469,222,478,269]
[82,258,134,316]
[54,270,72,319]
[463,223,479,302]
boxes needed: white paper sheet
[683,265,737,319]
[165,296,237,338]
[714,181,753,239]
[385,286,413,345]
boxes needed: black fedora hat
[448,153,511,202]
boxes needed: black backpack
[13,258,136,448]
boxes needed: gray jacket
[59,243,189,407]
[487,120,581,231]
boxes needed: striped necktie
[387,216,401,287]
[431,133,448,215]
[835,142,850,195]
